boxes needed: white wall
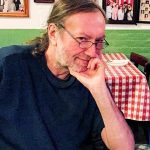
[0,1,150,29]
[0,1,53,29]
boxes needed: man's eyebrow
[76,32,92,38]
[96,35,105,40]
[77,32,105,39]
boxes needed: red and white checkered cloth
[102,53,150,121]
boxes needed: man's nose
[84,44,100,58]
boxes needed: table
[102,53,150,121]
[135,144,150,150]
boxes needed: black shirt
[0,46,104,150]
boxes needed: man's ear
[47,23,58,46]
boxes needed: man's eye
[96,39,104,43]
[77,37,87,41]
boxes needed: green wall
[105,30,150,60]
[0,29,150,60]
[0,29,43,47]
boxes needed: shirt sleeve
[0,58,4,83]
[90,106,106,149]
[82,94,105,150]
[79,103,106,150]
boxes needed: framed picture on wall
[103,0,138,24]
[138,0,150,23]
[0,0,29,17]
[34,0,54,3]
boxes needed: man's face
[55,11,105,72]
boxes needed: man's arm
[69,58,134,150]
[92,83,134,150]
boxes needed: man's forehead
[64,11,105,25]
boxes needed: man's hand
[69,57,135,150]
[69,58,106,92]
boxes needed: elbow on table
[103,129,135,150]
[111,130,135,150]
[119,130,135,150]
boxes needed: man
[13,0,21,11]
[123,1,128,21]
[106,2,113,20]
[3,0,16,12]
[0,0,134,149]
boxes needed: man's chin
[71,67,88,73]
[79,67,88,73]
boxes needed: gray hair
[29,0,105,55]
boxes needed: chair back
[130,52,149,82]
[145,62,150,82]
[130,52,148,67]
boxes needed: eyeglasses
[59,24,109,50]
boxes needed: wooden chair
[130,52,150,82]
[129,52,150,145]
[145,62,150,82]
